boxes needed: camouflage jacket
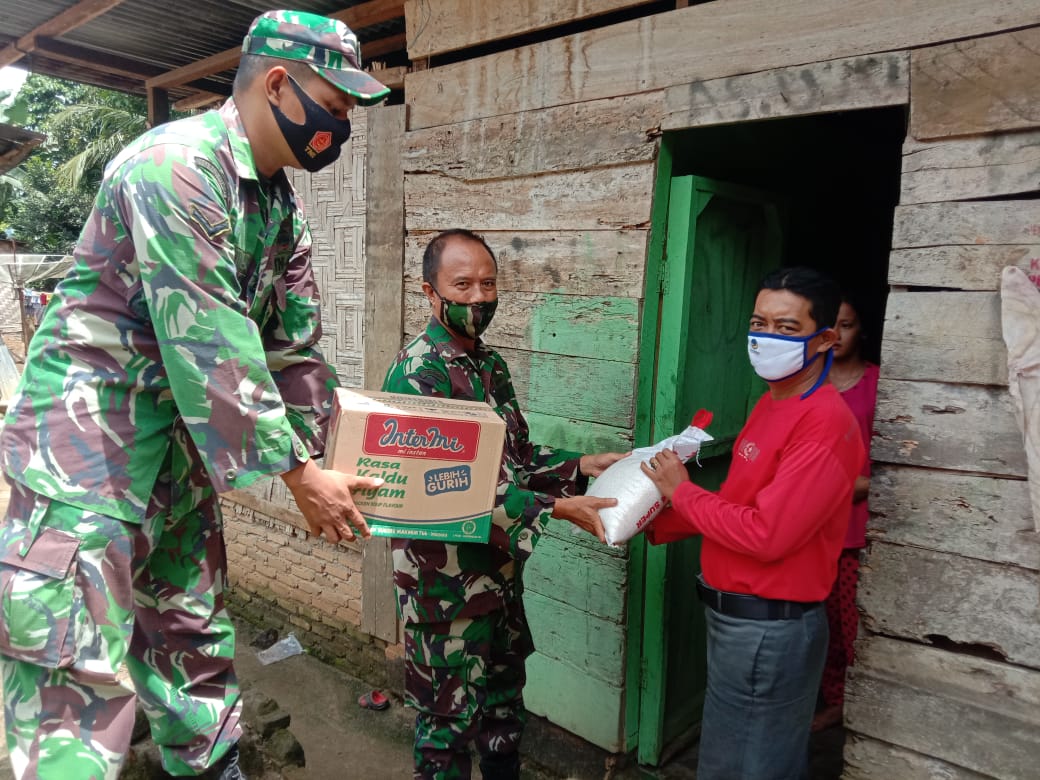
[382,317,585,624]
[1,100,337,524]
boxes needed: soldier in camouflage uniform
[383,229,626,780]
[0,11,389,780]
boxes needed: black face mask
[269,75,351,172]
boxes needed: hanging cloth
[1001,266,1040,532]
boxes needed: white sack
[586,418,713,546]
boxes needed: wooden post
[360,103,407,645]
[147,86,169,128]
[16,286,29,356]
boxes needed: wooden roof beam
[172,91,226,112]
[146,0,405,91]
[333,0,405,31]
[146,48,241,91]
[361,32,408,61]
[0,0,127,68]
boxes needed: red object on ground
[358,690,390,711]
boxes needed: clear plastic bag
[256,632,304,665]
[586,410,713,546]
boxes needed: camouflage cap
[242,10,390,106]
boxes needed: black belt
[696,575,821,621]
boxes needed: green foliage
[53,103,147,192]
[2,74,147,252]
[0,86,30,125]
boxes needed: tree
[3,74,147,253]
[53,103,146,192]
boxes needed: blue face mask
[269,75,351,172]
[747,328,833,398]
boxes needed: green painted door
[635,173,783,765]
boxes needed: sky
[0,66,28,101]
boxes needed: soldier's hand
[281,459,382,543]
[551,495,618,543]
[579,451,628,478]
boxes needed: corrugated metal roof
[0,0,406,100]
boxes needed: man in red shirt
[642,266,865,780]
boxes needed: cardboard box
[325,389,506,543]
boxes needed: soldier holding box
[0,11,388,780]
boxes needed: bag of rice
[586,410,713,546]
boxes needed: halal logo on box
[364,413,480,461]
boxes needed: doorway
[632,106,906,765]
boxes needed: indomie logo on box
[363,413,480,460]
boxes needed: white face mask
[747,329,826,381]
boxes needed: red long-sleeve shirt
[646,384,865,602]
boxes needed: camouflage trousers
[0,431,240,779]
[404,599,534,780]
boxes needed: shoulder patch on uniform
[194,156,232,206]
[190,203,231,240]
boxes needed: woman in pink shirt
[813,295,879,731]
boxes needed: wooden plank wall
[404,0,657,58]
[401,87,661,751]
[396,0,1040,768]
[404,0,1040,130]
[848,24,1040,776]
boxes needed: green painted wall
[518,295,639,752]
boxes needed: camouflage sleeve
[382,354,557,561]
[118,146,307,493]
[262,217,339,459]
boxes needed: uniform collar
[425,316,490,364]
[220,98,261,183]
[219,97,295,208]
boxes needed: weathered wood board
[846,635,1040,777]
[404,165,655,231]
[844,736,991,780]
[872,379,1027,477]
[404,0,656,58]
[525,651,624,751]
[910,26,1040,140]
[526,410,633,455]
[892,201,1040,248]
[404,0,1040,130]
[858,543,1040,668]
[888,245,1040,290]
[869,465,1039,571]
[496,346,636,428]
[403,92,662,180]
[524,591,625,683]
[880,291,1007,386]
[404,290,639,360]
[900,130,1040,205]
[404,230,649,298]
[523,530,627,621]
[361,105,406,644]
[662,52,907,130]
[364,105,406,390]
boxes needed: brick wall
[221,497,398,687]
